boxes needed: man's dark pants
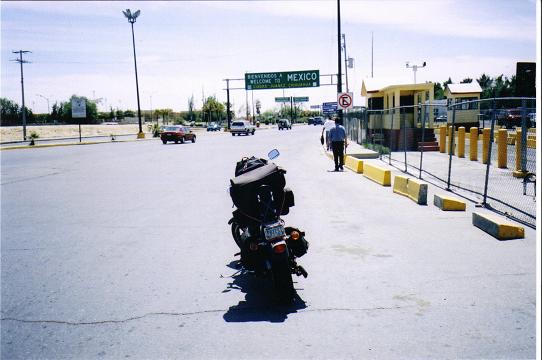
[331,141,345,170]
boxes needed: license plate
[264,224,285,241]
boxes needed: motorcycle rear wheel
[271,259,295,304]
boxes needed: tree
[460,78,473,83]
[434,83,445,100]
[202,96,225,122]
[0,98,20,125]
[123,110,135,117]
[188,95,195,122]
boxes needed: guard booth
[361,79,435,151]
[444,83,482,130]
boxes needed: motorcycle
[228,149,309,303]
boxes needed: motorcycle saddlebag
[235,156,268,177]
[280,187,295,215]
[230,163,286,217]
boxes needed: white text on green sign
[245,70,320,90]
[293,97,309,102]
[275,97,291,103]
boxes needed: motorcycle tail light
[290,230,300,241]
[273,243,287,254]
[249,243,258,251]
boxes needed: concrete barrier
[344,156,363,173]
[393,175,428,205]
[363,162,391,186]
[472,212,525,240]
[433,194,466,211]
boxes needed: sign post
[71,97,86,142]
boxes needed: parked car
[308,117,314,125]
[497,109,523,129]
[435,114,447,122]
[278,119,292,130]
[230,120,256,136]
[207,122,220,131]
[313,116,324,125]
[160,125,196,144]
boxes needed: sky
[1,0,539,115]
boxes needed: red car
[160,125,196,144]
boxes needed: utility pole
[336,0,343,123]
[12,50,31,140]
[342,34,349,93]
[222,78,244,130]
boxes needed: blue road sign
[322,102,337,114]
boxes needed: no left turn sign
[337,92,353,109]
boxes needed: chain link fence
[344,97,537,228]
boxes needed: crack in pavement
[0,305,414,326]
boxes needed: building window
[455,97,478,110]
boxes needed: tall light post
[406,61,426,84]
[36,94,50,114]
[122,9,145,138]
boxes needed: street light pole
[123,9,145,139]
[36,94,50,114]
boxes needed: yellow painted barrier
[344,156,363,173]
[439,125,446,153]
[393,175,427,205]
[363,162,391,186]
[472,212,524,240]
[433,194,466,211]
[497,129,507,169]
[457,127,465,158]
[482,128,490,164]
[470,127,478,161]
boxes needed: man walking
[322,116,335,151]
[329,119,348,171]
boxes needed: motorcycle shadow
[222,261,307,323]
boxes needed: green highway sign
[293,97,309,102]
[275,97,291,103]
[246,70,320,90]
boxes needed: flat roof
[446,83,482,94]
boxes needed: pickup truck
[230,120,256,136]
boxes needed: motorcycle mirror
[268,149,280,160]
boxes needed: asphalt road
[1,125,537,359]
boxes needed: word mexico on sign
[245,70,320,90]
[71,97,87,118]
[275,97,291,103]
[293,97,309,103]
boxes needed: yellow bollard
[470,127,478,161]
[515,129,523,172]
[458,127,465,158]
[448,126,455,155]
[439,125,446,153]
[482,128,490,164]
[497,129,507,168]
